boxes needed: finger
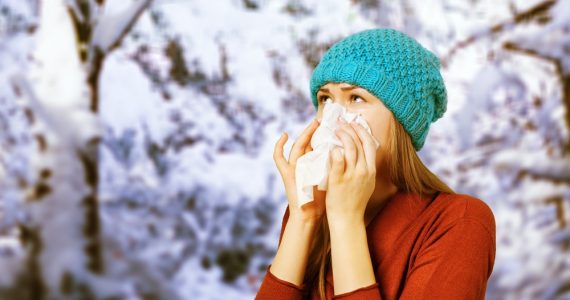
[289,119,319,164]
[329,147,345,180]
[335,126,357,171]
[304,141,314,154]
[351,123,377,172]
[273,132,289,172]
[342,122,366,172]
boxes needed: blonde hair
[302,113,455,299]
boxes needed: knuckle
[354,168,367,177]
[272,150,279,158]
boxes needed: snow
[1,0,569,299]
[92,0,152,52]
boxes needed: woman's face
[315,82,393,170]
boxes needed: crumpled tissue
[295,102,380,208]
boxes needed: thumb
[329,147,344,180]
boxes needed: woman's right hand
[273,118,326,225]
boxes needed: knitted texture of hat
[309,28,447,151]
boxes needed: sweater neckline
[365,190,400,229]
[365,190,442,230]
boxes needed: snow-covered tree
[0,0,569,299]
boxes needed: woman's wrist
[270,211,319,287]
[327,213,375,295]
[287,212,322,228]
[326,211,365,230]
[287,213,320,231]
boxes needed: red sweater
[255,191,496,299]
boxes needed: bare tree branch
[91,0,153,53]
[503,42,570,154]
[441,0,556,68]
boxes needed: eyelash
[318,95,365,103]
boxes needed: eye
[352,95,365,103]
[318,95,332,104]
[318,95,365,105]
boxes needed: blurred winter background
[0,0,569,299]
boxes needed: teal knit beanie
[309,28,447,151]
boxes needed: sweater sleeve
[255,206,306,300]
[331,282,382,299]
[399,216,496,300]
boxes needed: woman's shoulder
[436,192,495,220]
[432,192,496,237]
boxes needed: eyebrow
[318,86,359,93]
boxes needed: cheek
[364,119,386,147]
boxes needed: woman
[256,28,496,300]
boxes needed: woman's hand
[274,119,326,225]
[325,118,378,226]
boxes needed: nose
[325,99,348,109]
[335,101,348,109]
[326,101,354,114]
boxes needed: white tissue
[295,102,380,208]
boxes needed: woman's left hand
[325,118,378,225]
